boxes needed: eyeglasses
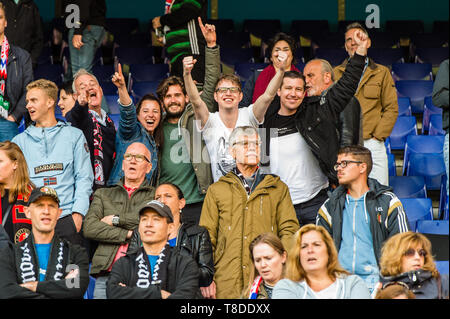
[215,87,241,94]
[333,160,363,171]
[381,281,410,291]
[232,141,261,148]
[404,248,427,258]
[124,153,150,163]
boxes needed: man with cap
[106,200,199,299]
[83,142,156,299]
[0,186,90,298]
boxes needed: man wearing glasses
[83,142,155,299]
[183,44,289,183]
[317,145,409,294]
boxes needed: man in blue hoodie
[317,145,409,293]
[12,79,94,245]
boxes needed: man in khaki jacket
[199,126,299,299]
[334,22,398,186]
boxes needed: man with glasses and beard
[317,145,409,294]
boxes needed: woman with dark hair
[374,231,449,299]
[0,141,34,243]
[108,64,163,186]
[241,32,300,110]
[272,224,371,299]
[242,233,287,299]
[129,182,215,298]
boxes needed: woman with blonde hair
[374,231,449,299]
[0,141,34,243]
[272,224,370,299]
[242,233,287,299]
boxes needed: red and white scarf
[0,36,10,119]
[165,0,174,13]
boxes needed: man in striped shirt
[317,145,409,293]
[152,0,207,86]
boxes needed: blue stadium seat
[397,97,412,116]
[385,136,392,154]
[104,95,120,115]
[389,116,417,150]
[428,114,446,136]
[207,18,235,34]
[290,20,329,40]
[414,47,449,67]
[92,65,115,82]
[406,153,446,190]
[389,176,427,198]
[403,135,445,175]
[34,64,64,86]
[115,47,154,66]
[83,275,96,299]
[131,81,160,100]
[106,18,139,44]
[314,48,347,66]
[399,198,433,231]
[385,20,424,38]
[295,62,306,72]
[411,33,448,49]
[395,80,434,113]
[368,33,400,49]
[109,113,120,130]
[234,63,268,81]
[129,63,169,82]
[416,220,449,235]
[18,118,26,133]
[37,45,53,65]
[368,48,404,66]
[221,47,254,66]
[216,31,250,49]
[391,63,433,81]
[99,81,118,96]
[423,96,443,133]
[435,261,449,275]
[243,19,281,43]
[388,153,396,177]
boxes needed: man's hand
[101,215,114,226]
[272,50,288,72]
[198,17,216,48]
[200,281,216,299]
[72,34,84,50]
[354,29,369,56]
[75,89,89,107]
[152,16,162,30]
[20,281,38,292]
[72,213,83,232]
[112,63,126,89]
[183,56,197,77]
[161,290,171,299]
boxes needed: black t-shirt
[264,112,298,137]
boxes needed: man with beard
[155,20,220,224]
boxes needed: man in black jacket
[1,0,43,69]
[0,186,89,299]
[106,200,199,299]
[261,29,368,226]
[0,2,33,142]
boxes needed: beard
[164,102,186,120]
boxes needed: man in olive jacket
[199,126,299,299]
[83,142,155,299]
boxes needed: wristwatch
[112,215,120,226]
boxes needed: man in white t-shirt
[183,51,288,182]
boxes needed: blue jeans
[444,133,449,197]
[69,25,105,75]
[0,118,19,142]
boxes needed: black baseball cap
[27,186,60,206]
[138,200,173,223]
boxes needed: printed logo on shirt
[34,163,63,174]
[43,177,57,186]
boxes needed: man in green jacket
[83,142,155,299]
[199,126,299,299]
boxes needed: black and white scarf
[135,244,171,290]
[16,235,67,283]
[233,166,260,196]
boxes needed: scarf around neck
[135,244,172,290]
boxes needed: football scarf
[249,275,263,299]
[0,36,10,120]
[135,244,171,289]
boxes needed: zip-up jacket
[12,122,94,218]
[82,179,155,276]
[317,178,410,265]
[199,171,299,299]
[106,246,199,299]
[0,233,89,299]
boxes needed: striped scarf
[249,276,263,299]
[165,0,174,13]
[0,36,10,119]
